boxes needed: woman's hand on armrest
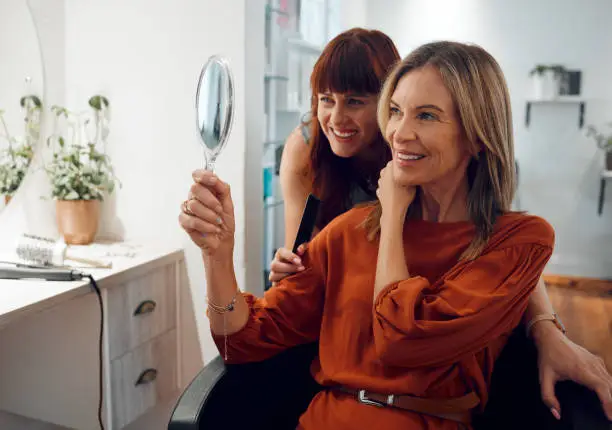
[526,277,612,420]
[532,320,612,421]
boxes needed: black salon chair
[168,328,610,430]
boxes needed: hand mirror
[195,55,235,171]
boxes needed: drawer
[110,329,178,429]
[106,264,177,360]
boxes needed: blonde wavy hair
[363,41,516,260]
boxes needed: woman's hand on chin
[376,160,416,222]
[179,169,236,260]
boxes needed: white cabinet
[0,243,186,429]
[110,329,178,429]
[106,264,177,361]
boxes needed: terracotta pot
[4,195,11,206]
[56,199,100,245]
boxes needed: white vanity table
[0,241,188,430]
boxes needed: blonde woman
[270,30,612,420]
[179,41,609,429]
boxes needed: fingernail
[216,228,222,234]
[293,257,301,264]
[215,205,223,214]
[208,176,217,185]
[298,266,305,271]
[216,217,223,225]
[550,407,561,420]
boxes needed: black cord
[87,274,105,430]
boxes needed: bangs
[312,39,384,96]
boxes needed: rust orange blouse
[211,206,554,430]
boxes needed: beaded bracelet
[207,289,239,314]
[207,289,241,361]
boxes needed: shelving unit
[262,0,338,289]
[525,96,586,128]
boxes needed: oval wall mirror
[195,55,235,171]
[0,0,44,212]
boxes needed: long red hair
[307,28,400,229]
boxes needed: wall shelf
[265,74,289,82]
[598,169,612,216]
[263,139,284,148]
[265,5,290,18]
[264,199,284,209]
[261,0,337,289]
[525,97,586,128]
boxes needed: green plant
[529,64,548,76]
[0,94,41,196]
[529,64,567,78]
[548,64,567,79]
[45,95,119,201]
[0,141,34,195]
[586,122,612,152]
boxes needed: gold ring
[182,199,195,216]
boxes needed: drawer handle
[134,300,157,316]
[135,368,158,386]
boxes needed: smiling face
[385,65,474,188]
[316,91,380,158]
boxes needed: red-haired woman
[267,28,612,419]
[273,28,397,267]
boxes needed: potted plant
[586,122,612,171]
[529,64,566,100]
[0,95,41,205]
[45,95,119,245]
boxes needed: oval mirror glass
[195,55,234,171]
[0,0,44,211]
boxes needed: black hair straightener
[0,264,87,281]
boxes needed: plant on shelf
[528,64,567,100]
[528,64,567,78]
[586,122,612,170]
[0,94,42,205]
[44,95,119,244]
[548,64,567,80]
[528,64,549,77]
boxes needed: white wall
[13,0,266,378]
[339,0,367,30]
[365,0,612,278]
[60,0,259,370]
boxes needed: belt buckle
[358,390,394,408]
